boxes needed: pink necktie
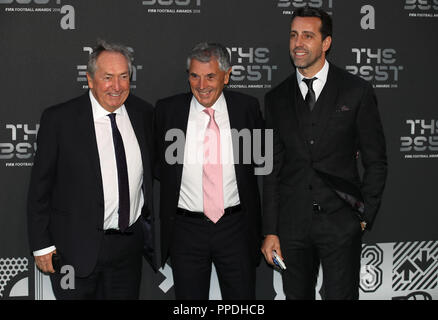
[203,108,224,223]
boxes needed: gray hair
[87,39,134,78]
[186,42,231,72]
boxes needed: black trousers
[281,206,363,300]
[170,210,255,300]
[50,220,144,300]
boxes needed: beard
[290,49,323,70]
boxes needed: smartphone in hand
[272,251,286,270]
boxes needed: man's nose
[294,35,304,47]
[112,78,120,91]
[199,76,207,90]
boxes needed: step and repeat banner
[1,0,437,300]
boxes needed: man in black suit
[261,7,387,299]
[155,42,263,299]
[27,40,156,299]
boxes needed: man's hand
[261,235,283,266]
[34,250,56,274]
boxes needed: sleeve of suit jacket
[356,82,388,229]
[262,91,284,236]
[27,107,58,252]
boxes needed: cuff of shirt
[33,246,56,257]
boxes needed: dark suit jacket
[263,63,387,238]
[154,90,263,267]
[27,93,157,276]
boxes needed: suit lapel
[174,93,192,194]
[312,65,339,146]
[289,75,301,125]
[280,75,301,129]
[176,93,192,135]
[76,93,104,205]
[224,91,241,131]
[125,97,153,201]
[223,91,245,197]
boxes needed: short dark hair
[291,6,333,54]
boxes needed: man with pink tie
[154,42,263,299]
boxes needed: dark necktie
[303,77,317,111]
[108,113,130,232]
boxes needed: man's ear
[322,35,332,53]
[224,67,232,85]
[86,72,94,89]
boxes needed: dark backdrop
[1,0,437,300]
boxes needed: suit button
[309,185,313,190]
[310,140,314,145]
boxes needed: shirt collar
[89,90,126,120]
[296,59,329,85]
[192,92,226,114]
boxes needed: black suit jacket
[154,90,263,267]
[263,63,387,238]
[27,93,157,276]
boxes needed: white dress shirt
[178,93,240,212]
[296,59,329,102]
[33,91,144,256]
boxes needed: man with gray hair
[27,39,156,299]
[155,42,263,299]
